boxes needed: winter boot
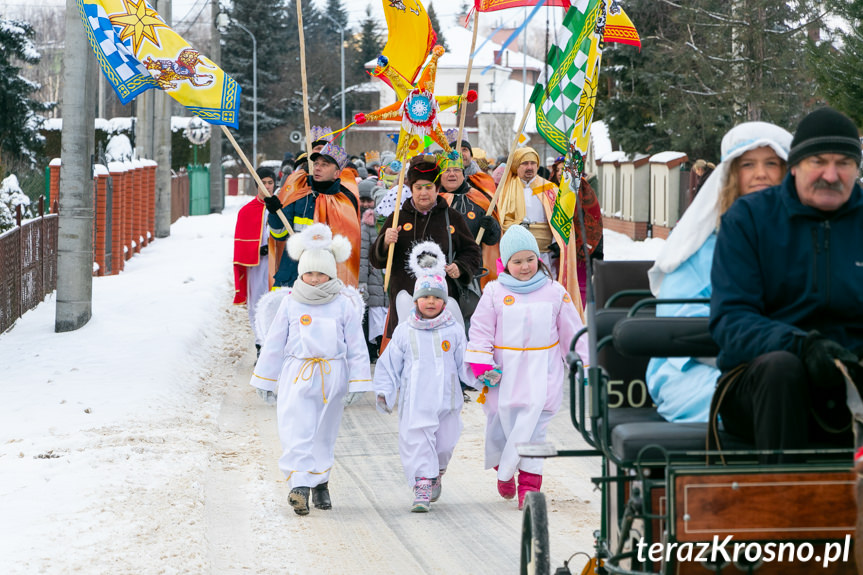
[288,486,311,516]
[430,470,445,502]
[517,470,543,510]
[312,482,331,510]
[412,478,432,512]
[495,465,516,500]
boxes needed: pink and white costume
[465,278,588,480]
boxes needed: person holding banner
[265,139,360,288]
[370,156,482,343]
[437,152,501,290]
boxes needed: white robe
[251,289,371,487]
[374,314,470,486]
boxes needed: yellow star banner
[77,0,240,127]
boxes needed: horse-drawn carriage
[518,260,857,575]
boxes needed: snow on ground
[0,201,664,574]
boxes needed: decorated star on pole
[354,46,477,162]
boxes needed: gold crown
[365,150,380,163]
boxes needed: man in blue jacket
[709,107,863,463]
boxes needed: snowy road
[0,204,653,574]
[198,304,601,575]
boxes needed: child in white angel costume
[251,223,371,516]
[374,241,472,512]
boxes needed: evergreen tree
[0,17,52,166]
[427,2,447,50]
[598,0,819,160]
[221,0,290,158]
[353,4,382,73]
[809,0,863,125]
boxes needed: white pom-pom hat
[287,223,351,280]
[408,241,448,302]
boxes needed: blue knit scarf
[497,271,551,294]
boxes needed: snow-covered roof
[650,151,688,164]
[598,151,628,164]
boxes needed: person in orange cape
[496,146,584,311]
[233,167,277,356]
[437,149,501,289]
[264,138,360,288]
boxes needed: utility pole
[56,0,97,332]
[154,0,172,237]
[209,0,224,213]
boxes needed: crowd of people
[233,107,863,519]
[232,127,602,515]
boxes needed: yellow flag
[78,0,240,127]
[381,0,437,85]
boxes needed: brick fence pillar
[108,162,127,274]
[93,165,109,276]
[49,159,61,213]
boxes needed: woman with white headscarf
[645,122,793,423]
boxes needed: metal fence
[0,198,59,333]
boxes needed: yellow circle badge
[449,225,455,234]
[563,293,571,303]
[403,222,413,231]
[467,211,476,220]
[300,314,312,326]
[503,295,515,306]
[441,340,451,352]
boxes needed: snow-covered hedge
[0,174,32,233]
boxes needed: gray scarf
[291,278,344,305]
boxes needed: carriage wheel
[520,491,550,575]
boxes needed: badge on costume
[449,225,455,234]
[441,340,451,352]
[300,314,312,326]
[563,293,571,303]
[503,295,515,305]
[403,223,413,231]
[467,211,476,220]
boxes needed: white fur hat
[409,241,448,302]
[287,223,351,280]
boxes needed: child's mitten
[479,368,502,388]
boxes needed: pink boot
[494,465,516,500]
[517,470,543,510]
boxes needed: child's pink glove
[470,363,493,378]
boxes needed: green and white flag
[530,0,601,155]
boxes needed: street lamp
[217,13,257,166]
[322,14,346,129]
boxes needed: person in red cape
[233,167,277,357]
[264,138,361,288]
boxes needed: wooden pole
[382,161,409,291]
[455,11,480,148]
[296,0,313,154]
[475,98,533,245]
[221,125,293,235]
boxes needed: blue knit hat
[500,225,540,266]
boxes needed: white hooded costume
[373,242,472,486]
